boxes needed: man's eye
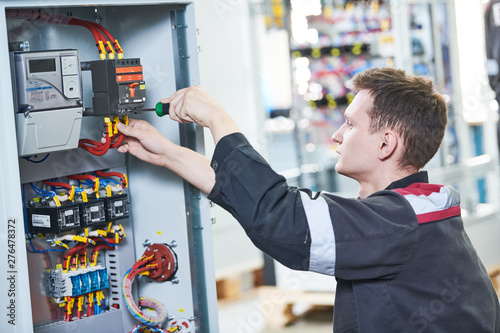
[347,122,353,129]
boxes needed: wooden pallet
[253,264,500,329]
[215,259,264,301]
[488,264,500,297]
[257,286,335,328]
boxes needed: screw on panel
[171,277,179,284]
[142,239,151,247]
[21,41,30,51]
[170,240,177,248]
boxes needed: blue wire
[102,178,120,186]
[30,182,54,197]
[81,180,95,187]
[101,237,117,247]
[22,154,50,163]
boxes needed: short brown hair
[351,67,448,170]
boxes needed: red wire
[68,18,100,44]
[90,244,115,265]
[128,266,151,281]
[95,169,126,188]
[79,139,103,148]
[90,138,111,156]
[92,244,115,254]
[68,174,97,182]
[95,170,124,179]
[79,139,110,151]
[42,180,72,189]
[87,24,114,54]
[63,243,86,271]
[91,237,118,244]
[110,133,124,148]
[87,300,92,317]
[79,244,88,266]
[79,140,108,151]
[88,21,116,45]
[79,135,111,156]
[126,256,156,282]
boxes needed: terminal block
[82,199,107,227]
[47,266,109,298]
[27,203,83,234]
[104,194,130,221]
[47,269,67,299]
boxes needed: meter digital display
[29,58,56,73]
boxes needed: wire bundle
[96,170,128,189]
[79,116,127,156]
[130,323,175,333]
[6,9,124,59]
[123,256,167,327]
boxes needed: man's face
[331,89,382,182]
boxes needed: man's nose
[331,128,342,144]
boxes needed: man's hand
[116,119,171,167]
[114,86,236,193]
[116,118,216,193]
[161,85,240,144]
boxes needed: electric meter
[12,49,83,156]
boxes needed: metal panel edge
[0,3,34,332]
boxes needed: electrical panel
[0,2,218,333]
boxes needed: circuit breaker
[0,2,218,333]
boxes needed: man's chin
[335,166,353,179]
[335,163,344,175]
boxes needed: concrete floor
[217,290,333,333]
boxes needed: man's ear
[379,130,398,161]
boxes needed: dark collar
[384,171,429,190]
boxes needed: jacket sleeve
[208,133,418,279]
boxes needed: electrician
[116,67,500,332]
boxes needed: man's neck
[357,168,418,199]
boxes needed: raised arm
[116,86,240,193]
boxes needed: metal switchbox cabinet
[0,1,219,332]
